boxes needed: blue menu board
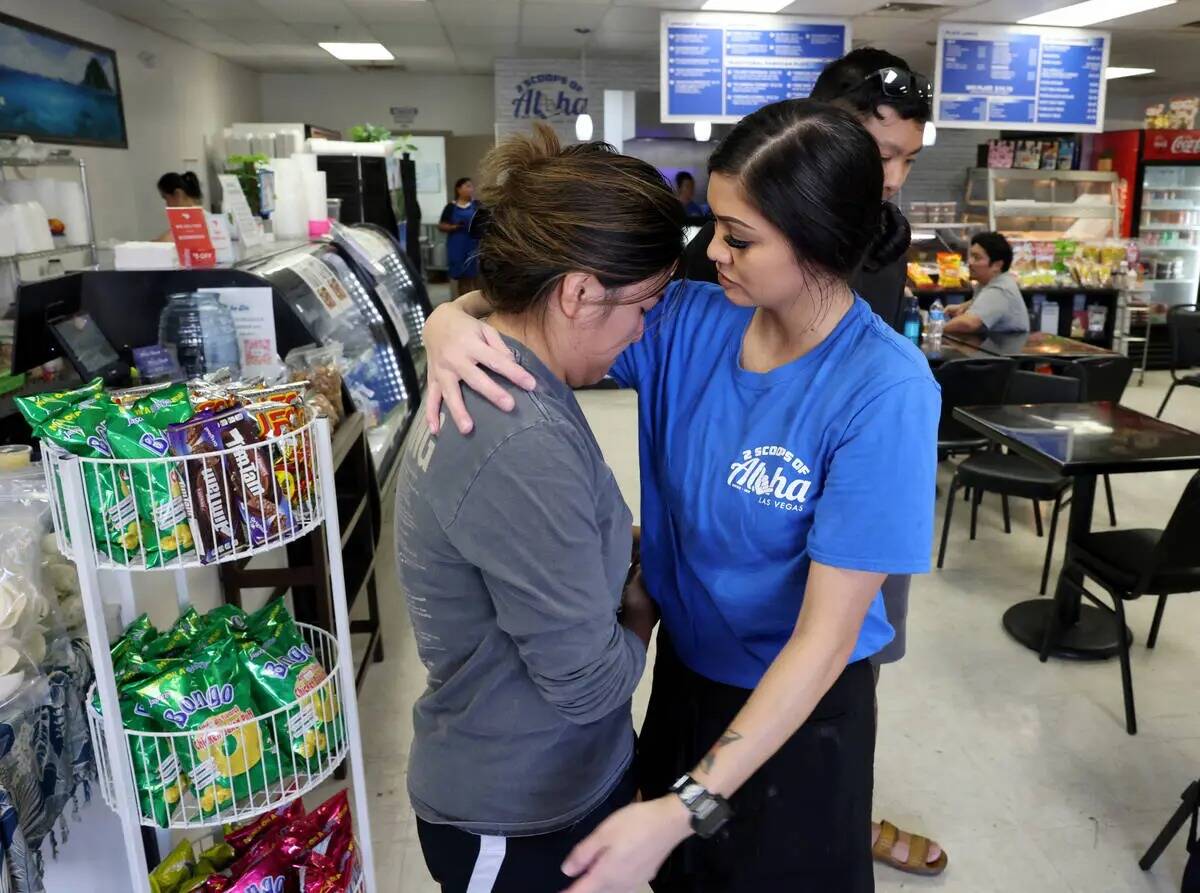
[935,24,1110,133]
[661,12,849,123]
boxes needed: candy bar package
[168,412,243,563]
[224,799,306,861]
[224,848,299,893]
[212,408,296,547]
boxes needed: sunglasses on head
[864,67,933,102]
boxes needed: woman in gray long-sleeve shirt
[393,124,685,893]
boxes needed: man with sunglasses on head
[681,46,948,880]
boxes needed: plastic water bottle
[903,295,921,346]
[928,299,945,346]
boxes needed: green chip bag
[238,625,342,769]
[143,607,205,660]
[189,604,252,653]
[127,383,193,429]
[111,613,158,669]
[197,841,236,872]
[13,377,103,428]
[105,410,195,568]
[38,403,141,562]
[245,597,300,644]
[138,640,283,819]
[148,838,195,893]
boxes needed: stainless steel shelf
[0,243,95,264]
[975,168,1118,183]
[993,203,1117,219]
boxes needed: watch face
[681,783,705,804]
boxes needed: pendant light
[694,121,712,142]
[575,28,593,142]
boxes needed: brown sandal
[872,819,949,876]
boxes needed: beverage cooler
[1085,130,1200,308]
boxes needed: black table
[952,402,1200,659]
[948,331,1116,361]
[921,337,993,367]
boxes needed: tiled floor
[365,370,1200,893]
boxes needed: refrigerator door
[1138,163,1200,310]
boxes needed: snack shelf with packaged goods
[42,407,378,893]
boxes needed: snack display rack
[44,415,376,893]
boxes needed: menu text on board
[661,12,849,124]
[934,24,1109,133]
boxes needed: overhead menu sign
[660,12,850,124]
[934,24,1110,133]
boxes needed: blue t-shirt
[611,281,940,689]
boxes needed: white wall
[3,0,261,243]
[259,72,495,137]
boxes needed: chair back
[1143,471,1200,586]
[1167,304,1200,374]
[934,357,1016,443]
[1005,370,1081,405]
[1063,355,1133,402]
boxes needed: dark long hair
[478,123,683,315]
[157,171,202,200]
[708,100,909,279]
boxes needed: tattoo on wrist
[698,729,743,774]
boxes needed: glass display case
[241,242,419,481]
[1138,164,1200,309]
[965,169,1120,241]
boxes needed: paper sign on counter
[165,207,216,268]
[208,287,279,379]
[218,174,264,247]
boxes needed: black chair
[1045,470,1200,735]
[1157,304,1200,419]
[933,358,1016,458]
[1063,354,1135,527]
[937,370,1081,594]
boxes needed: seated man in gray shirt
[944,231,1030,335]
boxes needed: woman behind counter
[439,177,482,297]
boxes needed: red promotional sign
[1143,130,1200,161]
[165,207,217,268]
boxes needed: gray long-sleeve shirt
[394,336,644,836]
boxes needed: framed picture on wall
[0,12,129,149]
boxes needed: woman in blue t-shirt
[419,101,940,892]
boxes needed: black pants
[639,634,876,893]
[416,767,636,893]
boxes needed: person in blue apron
[440,177,482,297]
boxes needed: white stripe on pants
[466,835,507,893]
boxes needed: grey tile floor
[365,371,1200,893]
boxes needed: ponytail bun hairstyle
[157,171,202,200]
[707,100,907,281]
[477,122,684,316]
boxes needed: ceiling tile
[257,0,358,25]
[165,0,275,21]
[434,0,520,27]
[611,0,704,9]
[389,44,457,62]
[522,2,611,29]
[449,26,520,46]
[368,23,450,45]
[210,21,302,42]
[348,0,441,23]
[600,5,662,30]
[290,21,376,41]
[84,0,192,20]
[520,24,593,49]
[455,45,502,65]
[145,18,242,43]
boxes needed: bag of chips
[149,838,197,893]
[106,409,195,568]
[141,607,205,660]
[238,626,340,768]
[137,639,283,819]
[36,402,141,562]
[13,377,103,428]
[111,613,158,669]
[224,848,298,893]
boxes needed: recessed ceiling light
[701,0,794,12]
[1106,66,1156,79]
[1019,0,1175,27]
[318,42,394,62]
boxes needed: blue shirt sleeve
[807,376,941,574]
[609,279,727,390]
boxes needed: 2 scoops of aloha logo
[727,444,813,512]
[511,73,589,121]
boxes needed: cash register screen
[50,314,121,380]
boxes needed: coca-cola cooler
[1083,130,1200,361]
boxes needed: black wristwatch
[671,774,733,839]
